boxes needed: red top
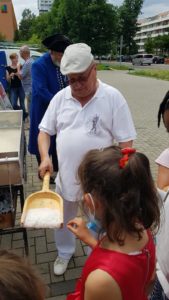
[67,231,155,300]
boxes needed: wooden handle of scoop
[42,171,50,191]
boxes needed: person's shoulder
[85,269,122,300]
[100,80,124,98]
[32,53,52,69]
[156,148,169,166]
[159,148,169,158]
[99,80,126,106]
[41,52,51,63]
[100,80,118,92]
[50,86,69,106]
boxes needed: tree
[54,0,118,56]
[162,35,169,55]
[19,9,36,41]
[14,29,20,41]
[151,35,169,55]
[144,37,154,53]
[118,0,144,54]
[32,0,62,40]
[32,12,52,40]
[28,34,41,45]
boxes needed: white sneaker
[53,257,69,275]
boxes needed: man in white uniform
[38,43,137,275]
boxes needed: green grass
[97,64,169,81]
[130,69,169,81]
[97,64,129,71]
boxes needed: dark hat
[42,33,72,52]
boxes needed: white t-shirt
[39,80,136,201]
[156,149,169,297]
[156,194,169,297]
[156,148,169,169]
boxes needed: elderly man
[28,34,71,179]
[38,43,136,275]
[18,45,33,116]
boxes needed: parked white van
[132,54,153,66]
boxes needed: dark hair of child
[78,146,160,245]
[0,250,45,300]
[158,90,169,127]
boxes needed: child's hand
[67,217,88,239]
[67,217,97,248]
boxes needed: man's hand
[67,217,97,248]
[38,156,53,178]
[38,131,52,178]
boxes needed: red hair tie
[119,148,136,169]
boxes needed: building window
[1,4,7,13]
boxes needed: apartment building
[38,0,54,13]
[135,11,169,53]
[0,0,17,41]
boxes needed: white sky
[12,0,169,24]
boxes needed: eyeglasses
[67,64,95,85]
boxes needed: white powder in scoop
[24,208,62,228]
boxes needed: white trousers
[54,199,79,260]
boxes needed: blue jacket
[28,52,67,155]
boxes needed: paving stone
[12,232,23,240]
[74,239,84,257]
[28,237,35,246]
[38,262,49,274]
[37,251,56,264]
[42,273,51,285]
[67,257,75,269]
[64,267,82,281]
[46,229,55,243]
[9,248,24,256]
[74,256,87,267]
[83,245,88,256]
[29,245,36,264]
[0,234,12,249]
[36,236,47,254]
[12,239,25,248]
[49,280,76,297]
[28,229,45,238]
[47,242,56,252]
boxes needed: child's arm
[157,165,169,190]
[67,217,97,249]
[84,269,122,300]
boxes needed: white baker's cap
[60,43,94,75]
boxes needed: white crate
[0,110,24,186]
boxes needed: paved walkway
[0,70,169,299]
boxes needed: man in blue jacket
[28,34,71,180]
